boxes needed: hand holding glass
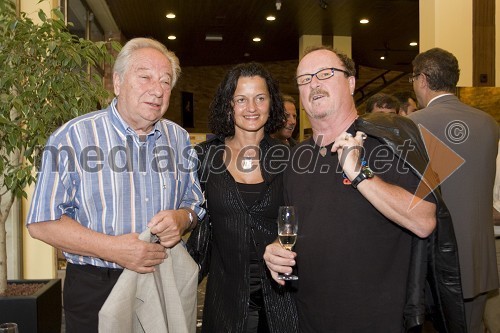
[277,206,298,280]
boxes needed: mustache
[309,88,329,102]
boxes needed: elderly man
[27,38,204,332]
[264,46,466,332]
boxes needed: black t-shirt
[284,130,428,333]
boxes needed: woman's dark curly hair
[209,62,286,137]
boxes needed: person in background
[408,47,499,333]
[263,46,466,332]
[364,92,399,114]
[26,38,205,333]
[189,62,298,333]
[271,94,298,147]
[393,90,418,116]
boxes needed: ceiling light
[360,19,369,24]
[266,15,276,21]
[409,42,418,46]
[167,35,176,40]
[165,13,175,19]
[205,34,223,41]
[253,37,261,42]
[380,56,385,60]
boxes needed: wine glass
[0,323,18,333]
[277,206,298,281]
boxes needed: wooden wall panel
[473,0,495,86]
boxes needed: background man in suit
[26,38,205,333]
[409,47,499,333]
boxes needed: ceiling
[103,0,419,72]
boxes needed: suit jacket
[409,94,499,299]
[99,229,199,333]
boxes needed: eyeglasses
[408,73,422,83]
[296,67,350,86]
[232,94,269,109]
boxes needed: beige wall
[420,0,474,87]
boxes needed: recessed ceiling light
[380,56,385,60]
[205,34,223,41]
[253,37,261,42]
[166,13,175,19]
[409,42,418,46]
[360,19,369,24]
[168,35,176,40]
[266,15,276,21]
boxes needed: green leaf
[53,8,64,21]
[48,41,56,52]
[37,9,47,22]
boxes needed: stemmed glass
[277,206,298,280]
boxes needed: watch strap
[351,166,373,189]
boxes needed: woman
[188,62,298,332]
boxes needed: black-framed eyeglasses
[296,67,350,86]
[408,73,422,83]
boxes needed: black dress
[195,135,298,333]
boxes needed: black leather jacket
[355,113,467,333]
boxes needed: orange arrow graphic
[410,124,465,209]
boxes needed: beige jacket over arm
[99,229,199,333]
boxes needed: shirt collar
[427,93,453,107]
[110,98,162,140]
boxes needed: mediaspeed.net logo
[410,121,467,210]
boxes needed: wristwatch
[351,166,374,189]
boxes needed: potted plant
[0,0,119,330]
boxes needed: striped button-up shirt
[27,99,205,268]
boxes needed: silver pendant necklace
[242,157,253,170]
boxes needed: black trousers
[63,262,123,333]
[246,260,270,333]
[247,287,270,333]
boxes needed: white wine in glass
[277,206,298,281]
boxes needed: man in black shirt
[263,46,439,332]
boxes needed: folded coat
[99,229,199,333]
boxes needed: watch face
[363,167,374,178]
